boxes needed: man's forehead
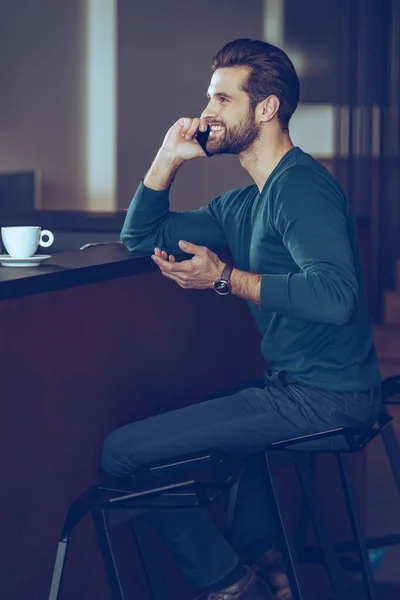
[207,66,249,96]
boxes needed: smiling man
[101,39,382,600]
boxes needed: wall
[0,0,87,210]
[0,0,343,214]
[117,0,263,211]
[0,0,265,212]
[1,0,379,218]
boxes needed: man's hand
[161,117,209,162]
[143,117,209,191]
[151,240,225,289]
[152,241,263,306]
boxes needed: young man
[101,39,382,600]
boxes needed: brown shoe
[194,566,274,600]
[252,546,293,600]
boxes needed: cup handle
[40,230,54,248]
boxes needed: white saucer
[0,254,52,268]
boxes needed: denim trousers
[101,371,381,589]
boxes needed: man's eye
[220,97,227,103]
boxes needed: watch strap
[220,263,233,283]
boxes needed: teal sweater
[121,147,381,392]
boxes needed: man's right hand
[161,117,209,162]
[143,117,209,191]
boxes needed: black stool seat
[98,447,242,508]
[269,410,392,452]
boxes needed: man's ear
[257,95,280,123]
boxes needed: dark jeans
[101,371,381,589]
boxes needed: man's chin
[206,142,232,156]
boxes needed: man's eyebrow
[206,92,234,100]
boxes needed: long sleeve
[120,182,227,255]
[260,166,359,325]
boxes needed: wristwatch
[213,263,233,296]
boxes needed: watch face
[213,280,230,295]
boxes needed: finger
[161,269,178,280]
[152,255,177,271]
[153,255,192,274]
[179,117,194,138]
[199,117,208,132]
[161,250,168,260]
[178,240,205,256]
[184,118,201,141]
[169,255,176,263]
[160,270,185,286]
[152,254,167,267]
[154,247,161,257]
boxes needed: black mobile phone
[195,125,212,157]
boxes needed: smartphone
[195,125,212,157]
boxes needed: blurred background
[1,0,399,323]
[0,0,400,595]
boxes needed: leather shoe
[194,566,273,600]
[252,546,293,600]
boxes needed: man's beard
[206,110,260,156]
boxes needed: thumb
[179,240,204,255]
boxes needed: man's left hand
[151,240,225,289]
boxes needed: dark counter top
[0,244,157,301]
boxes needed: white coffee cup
[1,226,54,258]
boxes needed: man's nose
[201,101,218,121]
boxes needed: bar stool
[293,375,400,598]
[48,393,397,600]
[262,409,393,600]
[48,448,243,600]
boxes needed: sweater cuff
[134,180,170,210]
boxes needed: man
[101,39,382,600]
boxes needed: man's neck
[238,132,295,193]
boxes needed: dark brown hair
[212,39,300,131]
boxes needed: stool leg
[295,454,318,555]
[294,454,350,600]
[48,489,95,600]
[336,454,377,600]
[380,409,400,497]
[91,507,129,600]
[48,535,70,600]
[262,452,305,600]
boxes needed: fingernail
[179,241,187,248]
